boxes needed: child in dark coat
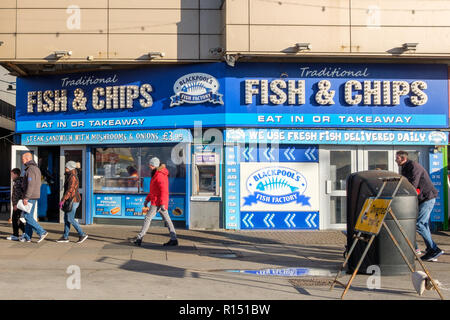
[7,168,25,241]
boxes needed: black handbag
[62,199,73,212]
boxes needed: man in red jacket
[130,157,178,246]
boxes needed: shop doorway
[60,147,86,224]
[321,146,428,230]
[37,146,60,222]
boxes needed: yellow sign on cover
[355,197,392,235]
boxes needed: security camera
[148,52,165,59]
[224,54,237,67]
[54,50,72,59]
[0,41,4,46]
[295,43,312,51]
[402,43,418,51]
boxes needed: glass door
[321,145,429,230]
[362,147,395,172]
[11,146,38,220]
[60,147,86,224]
[321,146,357,229]
[393,147,426,172]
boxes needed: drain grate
[289,277,335,287]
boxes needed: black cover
[346,170,418,275]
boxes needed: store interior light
[99,65,112,70]
[43,64,56,72]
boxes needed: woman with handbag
[57,161,88,244]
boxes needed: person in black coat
[7,168,25,240]
[395,151,444,261]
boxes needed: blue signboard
[429,150,445,222]
[16,64,227,133]
[21,129,192,146]
[240,211,319,230]
[225,63,448,129]
[16,63,449,132]
[240,145,318,162]
[226,129,448,146]
[225,145,240,230]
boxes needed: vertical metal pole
[330,232,361,290]
[388,209,444,300]
[341,234,376,299]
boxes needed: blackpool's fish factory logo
[170,72,224,107]
[243,167,311,206]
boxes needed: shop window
[94,147,140,192]
[368,151,388,171]
[140,146,186,194]
[93,146,186,194]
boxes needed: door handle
[326,180,332,194]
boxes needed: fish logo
[244,167,310,206]
[170,72,224,107]
[428,131,447,144]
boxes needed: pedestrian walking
[130,157,178,246]
[395,150,444,261]
[20,152,48,243]
[57,161,88,244]
[6,168,25,241]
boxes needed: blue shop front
[15,62,449,230]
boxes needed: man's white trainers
[37,232,48,243]
[76,235,88,244]
[19,236,31,243]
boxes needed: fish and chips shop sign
[15,63,449,133]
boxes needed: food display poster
[94,195,122,216]
[94,194,185,221]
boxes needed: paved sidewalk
[0,219,449,300]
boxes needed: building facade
[1,1,449,230]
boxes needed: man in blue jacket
[395,151,444,261]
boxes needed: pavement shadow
[95,237,346,271]
[121,259,187,278]
[433,231,450,237]
[184,230,282,245]
[96,256,187,278]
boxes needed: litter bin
[346,170,418,276]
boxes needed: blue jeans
[63,202,85,238]
[23,200,46,240]
[416,198,438,252]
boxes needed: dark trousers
[12,209,25,237]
